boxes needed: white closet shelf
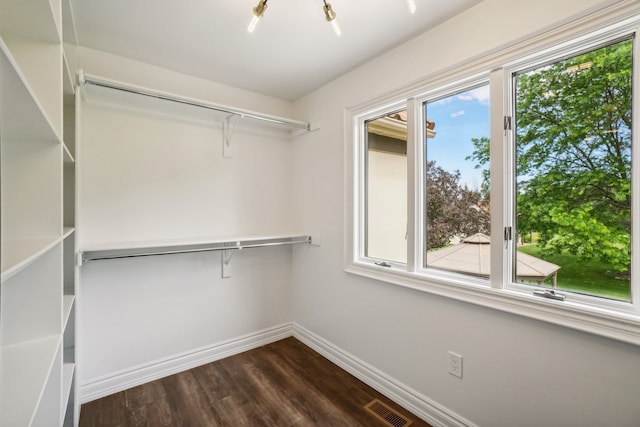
[78,70,312,133]
[80,235,311,263]
[63,227,75,239]
[0,38,60,144]
[63,295,75,327]
[0,335,61,427]
[1,236,62,282]
[63,142,75,163]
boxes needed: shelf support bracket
[221,244,240,278]
[223,114,240,158]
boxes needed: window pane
[514,38,633,301]
[365,110,408,263]
[424,85,491,276]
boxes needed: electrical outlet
[448,351,463,378]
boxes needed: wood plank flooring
[79,337,433,426]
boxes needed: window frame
[355,100,409,270]
[503,29,639,315]
[414,77,492,285]
[362,105,410,266]
[345,4,640,345]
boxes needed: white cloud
[465,85,490,105]
[451,110,465,118]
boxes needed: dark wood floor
[79,337,432,426]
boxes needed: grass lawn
[517,245,631,302]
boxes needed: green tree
[468,136,490,198]
[470,38,633,271]
[426,161,490,250]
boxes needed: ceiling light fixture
[322,0,341,36]
[247,0,341,36]
[407,0,416,14]
[247,0,268,33]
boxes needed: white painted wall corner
[293,323,477,427]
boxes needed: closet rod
[80,235,311,264]
[78,70,311,131]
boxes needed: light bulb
[247,14,260,33]
[407,0,416,14]
[247,0,267,33]
[323,2,340,36]
[331,19,341,36]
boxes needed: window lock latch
[504,226,512,241]
[375,261,392,268]
[533,289,566,301]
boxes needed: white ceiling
[68,0,483,101]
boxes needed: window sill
[345,262,640,346]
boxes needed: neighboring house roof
[426,233,561,286]
[367,111,437,140]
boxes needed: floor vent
[364,399,413,427]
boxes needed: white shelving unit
[0,0,78,425]
[61,229,76,426]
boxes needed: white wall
[367,149,407,263]
[291,0,640,426]
[76,47,294,118]
[73,1,640,423]
[76,48,297,396]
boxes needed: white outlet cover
[448,351,463,378]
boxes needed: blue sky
[425,85,490,191]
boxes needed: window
[365,108,408,264]
[348,8,640,344]
[423,85,491,278]
[512,38,633,302]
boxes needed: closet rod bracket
[221,245,240,278]
[223,115,241,158]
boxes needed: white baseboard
[292,323,477,427]
[80,323,294,403]
[81,321,474,427]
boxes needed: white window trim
[413,75,492,278]
[345,0,640,346]
[501,24,640,316]
[357,101,409,268]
